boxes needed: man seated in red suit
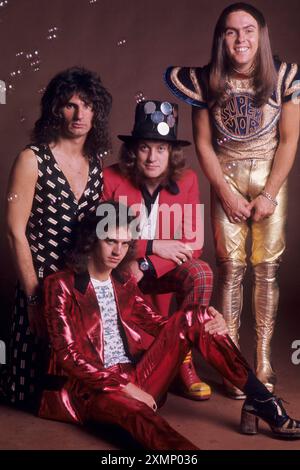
[103,100,213,401]
[39,201,300,450]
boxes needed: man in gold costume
[165,2,300,397]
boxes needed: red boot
[176,351,211,401]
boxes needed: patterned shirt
[91,277,132,368]
[27,144,103,279]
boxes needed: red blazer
[38,269,167,424]
[103,165,203,278]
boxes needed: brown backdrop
[0,0,299,372]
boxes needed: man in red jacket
[39,202,300,450]
[103,100,212,400]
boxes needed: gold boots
[218,261,247,399]
[253,262,279,393]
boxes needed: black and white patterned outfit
[1,144,103,406]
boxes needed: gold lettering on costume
[221,95,263,137]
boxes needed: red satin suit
[39,269,250,450]
[103,165,213,314]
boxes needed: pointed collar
[74,269,128,294]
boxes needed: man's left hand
[204,306,228,335]
[249,195,275,222]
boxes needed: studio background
[0,0,299,384]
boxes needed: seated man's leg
[85,389,198,450]
[142,259,213,310]
[139,259,213,400]
[192,306,300,438]
[134,313,191,401]
[135,306,249,401]
[85,310,299,445]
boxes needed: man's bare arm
[250,100,300,222]
[6,148,38,296]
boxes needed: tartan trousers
[139,259,213,313]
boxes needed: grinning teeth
[236,47,249,52]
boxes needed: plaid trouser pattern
[140,259,213,311]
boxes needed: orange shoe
[177,351,211,401]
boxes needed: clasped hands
[223,191,276,224]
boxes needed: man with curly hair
[103,100,213,401]
[1,67,112,408]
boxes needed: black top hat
[118,100,191,147]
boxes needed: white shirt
[91,277,131,368]
[139,194,160,240]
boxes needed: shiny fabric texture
[0,144,103,406]
[212,159,287,265]
[84,307,250,451]
[165,58,296,399]
[39,269,250,450]
[212,159,287,390]
[218,261,247,398]
[217,261,246,347]
[253,262,279,392]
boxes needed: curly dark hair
[67,201,137,273]
[118,141,186,186]
[31,66,112,158]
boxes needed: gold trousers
[212,159,288,391]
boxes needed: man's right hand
[122,382,157,411]
[220,190,251,224]
[152,240,193,265]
